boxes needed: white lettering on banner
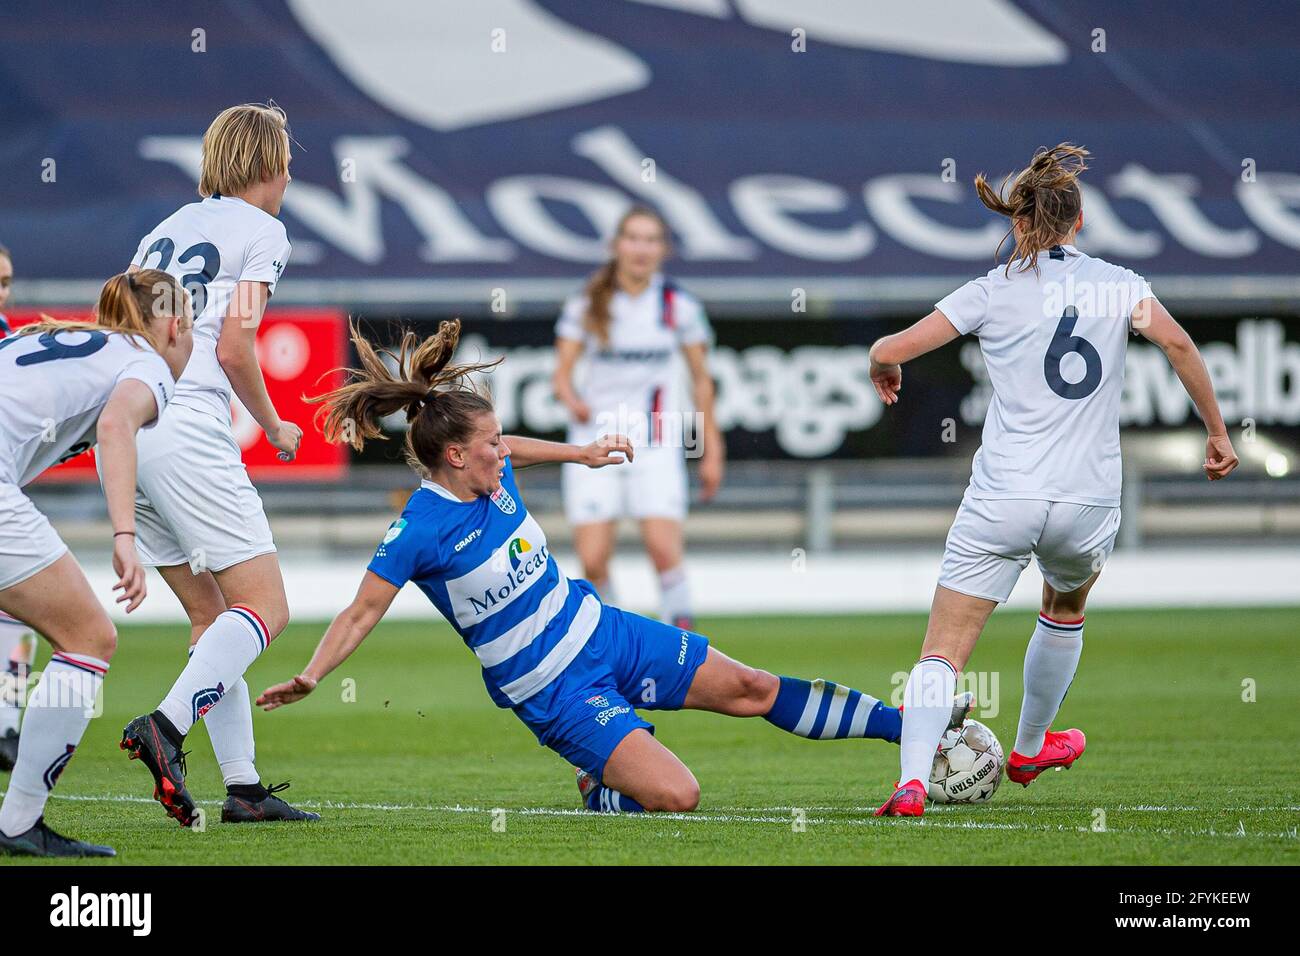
[961,320,1300,428]
[369,321,1298,457]
[444,334,882,458]
[139,129,1283,268]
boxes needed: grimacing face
[458,413,511,496]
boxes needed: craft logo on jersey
[42,744,76,790]
[490,486,516,515]
[507,537,532,570]
[192,683,226,723]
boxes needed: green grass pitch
[3,608,1297,865]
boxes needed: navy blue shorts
[513,604,709,781]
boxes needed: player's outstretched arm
[257,571,399,710]
[868,309,962,406]
[1133,298,1238,480]
[98,379,163,613]
[504,434,635,469]
[217,278,303,462]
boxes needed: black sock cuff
[151,710,185,747]
[226,782,269,800]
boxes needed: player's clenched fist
[1204,433,1239,481]
[268,420,303,461]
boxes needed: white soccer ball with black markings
[928,719,1004,804]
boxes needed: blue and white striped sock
[585,785,645,813]
[763,677,901,742]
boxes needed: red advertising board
[6,308,349,482]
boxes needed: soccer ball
[928,719,1004,804]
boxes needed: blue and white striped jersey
[367,458,603,708]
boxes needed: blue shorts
[513,604,710,781]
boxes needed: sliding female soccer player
[869,144,1239,817]
[118,103,317,827]
[0,271,193,857]
[257,319,969,813]
[0,242,39,772]
[552,206,723,628]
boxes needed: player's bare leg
[879,586,996,817]
[0,554,116,857]
[1007,574,1097,786]
[640,517,693,629]
[685,645,970,734]
[592,728,700,813]
[573,520,617,601]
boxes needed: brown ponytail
[308,318,502,474]
[17,269,184,350]
[583,205,671,345]
[974,143,1090,275]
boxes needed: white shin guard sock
[0,652,107,836]
[158,606,270,737]
[1013,614,1084,758]
[899,655,958,787]
[658,565,692,625]
[204,677,259,787]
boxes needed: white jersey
[132,195,291,422]
[936,244,1154,507]
[556,273,711,445]
[0,330,174,486]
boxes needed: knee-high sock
[1013,614,1084,758]
[585,785,645,813]
[157,606,270,737]
[763,676,901,742]
[658,566,693,628]
[0,616,37,735]
[0,652,107,836]
[899,656,958,786]
[184,646,259,787]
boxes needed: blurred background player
[869,144,1239,817]
[256,320,969,814]
[552,206,724,630]
[0,242,39,772]
[0,270,193,856]
[117,103,317,827]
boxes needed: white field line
[9,790,1297,840]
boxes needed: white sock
[0,652,107,836]
[899,656,958,787]
[1014,614,1084,758]
[157,606,270,737]
[206,677,259,786]
[658,565,693,626]
[0,617,37,736]
[183,645,259,787]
